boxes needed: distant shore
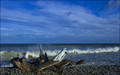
[0,65,120,75]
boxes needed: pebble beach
[0,65,120,75]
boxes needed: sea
[0,44,120,67]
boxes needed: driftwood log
[11,48,84,73]
[11,57,84,73]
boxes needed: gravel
[0,65,120,75]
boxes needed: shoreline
[0,65,120,75]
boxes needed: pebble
[0,65,120,75]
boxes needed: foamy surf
[0,46,119,61]
[67,46,119,54]
[1,63,13,67]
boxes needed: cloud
[36,1,119,28]
[64,11,72,16]
[1,8,51,23]
[1,1,119,40]
[0,33,15,37]
[0,28,15,31]
[106,0,120,8]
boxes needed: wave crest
[67,46,119,54]
[0,46,119,61]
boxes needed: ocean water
[0,44,120,67]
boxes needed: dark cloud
[72,20,79,23]
[64,11,72,16]
[106,0,120,8]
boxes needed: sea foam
[0,46,119,61]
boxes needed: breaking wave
[0,46,119,61]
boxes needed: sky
[0,0,120,44]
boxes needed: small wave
[0,46,119,61]
[1,63,13,67]
[0,51,20,61]
[67,46,119,54]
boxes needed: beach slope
[0,65,120,75]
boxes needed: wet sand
[0,65,120,75]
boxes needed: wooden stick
[39,44,43,57]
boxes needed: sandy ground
[0,65,120,75]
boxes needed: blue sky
[0,0,120,43]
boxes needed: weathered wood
[11,57,84,73]
[54,59,84,68]
[11,48,84,73]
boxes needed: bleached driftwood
[11,48,84,73]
